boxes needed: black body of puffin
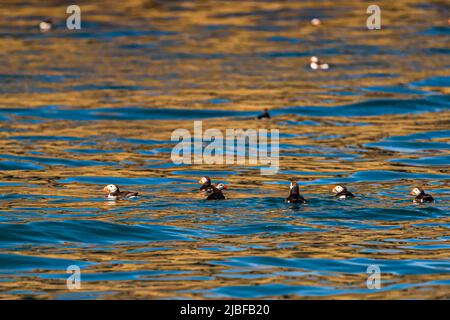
[198,176,226,200]
[103,184,138,199]
[410,187,434,203]
[332,184,355,199]
[286,181,307,204]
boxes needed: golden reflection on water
[0,0,449,299]
[1,219,450,300]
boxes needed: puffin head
[290,181,299,189]
[216,183,227,190]
[410,187,423,196]
[103,184,119,194]
[310,56,320,63]
[39,19,53,32]
[311,18,321,26]
[198,176,211,185]
[332,185,346,194]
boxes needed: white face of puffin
[216,183,227,190]
[39,22,51,32]
[410,187,422,196]
[333,185,344,194]
[310,56,319,63]
[103,184,118,194]
[199,177,209,184]
[311,18,321,26]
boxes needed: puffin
[310,56,329,70]
[39,19,53,32]
[286,181,307,204]
[257,108,271,119]
[410,187,434,203]
[103,184,138,200]
[198,176,226,200]
[332,184,355,199]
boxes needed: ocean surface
[0,0,449,299]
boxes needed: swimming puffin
[257,108,271,119]
[332,185,355,199]
[198,176,226,200]
[310,56,329,70]
[286,181,307,204]
[410,187,434,203]
[39,19,53,32]
[103,184,138,200]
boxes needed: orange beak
[222,185,228,189]
[103,186,109,193]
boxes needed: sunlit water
[0,0,449,299]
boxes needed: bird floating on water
[103,184,139,200]
[310,56,329,70]
[286,181,307,204]
[332,185,355,199]
[410,187,434,203]
[198,176,226,200]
